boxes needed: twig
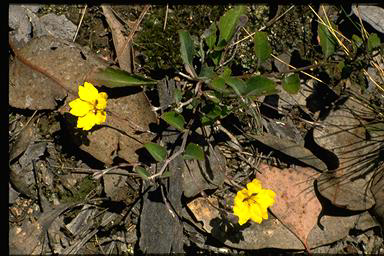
[219,34,239,67]
[115,5,151,63]
[216,121,242,152]
[92,163,138,179]
[175,98,193,112]
[176,70,195,81]
[73,5,87,42]
[160,184,180,220]
[148,130,189,180]
[49,163,140,178]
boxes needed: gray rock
[9,5,32,43]
[32,13,77,41]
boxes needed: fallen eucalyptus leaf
[370,167,384,228]
[313,97,380,211]
[186,196,304,250]
[183,145,225,198]
[352,5,384,34]
[247,133,327,171]
[257,163,322,250]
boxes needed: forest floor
[9,4,384,255]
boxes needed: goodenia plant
[141,6,283,224]
[142,6,298,167]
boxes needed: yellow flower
[233,179,276,225]
[69,82,108,131]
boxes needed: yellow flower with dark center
[233,179,276,225]
[69,82,108,131]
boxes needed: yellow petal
[247,179,262,194]
[249,202,261,217]
[78,82,98,104]
[234,189,248,204]
[234,204,250,225]
[95,110,106,125]
[250,213,263,224]
[260,208,269,220]
[96,92,108,110]
[256,190,276,209]
[69,98,93,116]
[77,112,98,130]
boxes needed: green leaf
[221,67,232,78]
[201,103,229,125]
[317,23,337,58]
[174,88,183,103]
[211,77,228,92]
[282,73,300,94]
[134,166,150,180]
[206,104,222,119]
[183,143,205,161]
[198,65,215,81]
[225,76,247,95]
[144,143,167,162]
[254,31,271,63]
[179,30,196,77]
[178,30,194,66]
[162,111,185,131]
[210,50,222,66]
[88,67,157,88]
[204,90,221,103]
[367,33,381,52]
[161,169,171,178]
[352,34,363,46]
[204,23,218,49]
[244,75,277,96]
[218,6,246,48]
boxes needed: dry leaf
[101,5,133,73]
[183,145,226,198]
[371,166,384,228]
[308,212,378,248]
[249,133,327,171]
[9,35,106,109]
[314,97,379,211]
[187,196,304,250]
[257,163,322,250]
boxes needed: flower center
[243,192,258,203]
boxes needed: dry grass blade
[163,4,169,31]
[309,5,351,56]
[73,5,87,42]
[271,53,326,85]
[353,4,369,40]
